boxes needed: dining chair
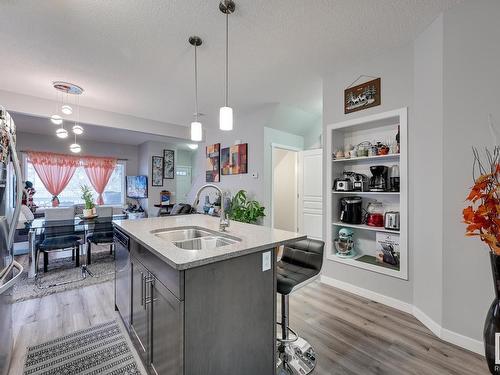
[38,206,82,273]
[86,206,114,265]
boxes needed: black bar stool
[276,238,324,375]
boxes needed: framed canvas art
[221,143,248,175]
[152,156,164,187]
[163,149,174,179]
[206,143,220,182]
[344,77,381,114]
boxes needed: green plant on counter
[228,190,265,224]
[81,185,95,210]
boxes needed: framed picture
[151,156,164,187]
[163,149,175,179]
[221,143,248,175]
[206,143,220,182]
[344,77,381,114]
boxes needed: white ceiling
[0,0,460,131]
[12,112,196,150]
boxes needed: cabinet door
[115,241,131,328]
[130,258,149,362]
[149,278,183,375]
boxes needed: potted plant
[81,185,96,218]
[228,190,265,224]
[463,146,499,372]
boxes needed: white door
[298,149,323,240]
[272,148,298,232]
[175,166,192,203]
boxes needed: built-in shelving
[332,153,400,163]
[325,107,408,279]
[332,222,400,234]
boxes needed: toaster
[384,211,400,231]
[334,178,353,191]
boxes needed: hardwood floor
[9,279,488,374]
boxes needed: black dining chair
[37,207,82,273]
[86,206,114,265]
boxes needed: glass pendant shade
[50,115,63,125]
[56,128,68,138]
[219,106,233,131]
[61,105,73,115]
[191,121,202,142]
[70,143,81,153]
[72,124,84,135]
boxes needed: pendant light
[189,36,203,142]
[219,0,235,131]
[56,127,68,138]
[61,105,73,115]
[50,115,63,125]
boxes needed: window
[24,157,126,208]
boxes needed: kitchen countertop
[113,214,306,270]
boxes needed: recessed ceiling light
[61,105,73,115]
[50,115,63,125]
[72,124,84,135]
[188,144,199,150]
[56,128,68,138]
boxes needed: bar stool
[276,238,324,375]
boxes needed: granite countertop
[113,215,306,270]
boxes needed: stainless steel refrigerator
[0,109,23,375]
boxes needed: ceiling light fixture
[56,127,68,139]
[188,144,199,150]
[219,0,235,131]
[61,104,73,115]
[189,36,203,142]
[72,124,84,135]
[50,114,63,125]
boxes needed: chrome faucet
[192,184,230,232]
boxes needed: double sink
[151,226,241,251]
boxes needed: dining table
[17,214,127,279]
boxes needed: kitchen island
[112,214,305,375]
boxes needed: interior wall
[322,42,415,304]
[16,131,139,176]
[303,116,323,150]
[137,141,193,216]
[272,148,297,232]
[412,14,444,326]
[441,0,500,342]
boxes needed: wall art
[206,143,220,182]
[344,77,381,114]
[221,143,248,175]
[163,149,174,179]
[151,156,164,187]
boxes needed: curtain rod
[19,150,128,161]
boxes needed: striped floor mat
[23,320,142,375]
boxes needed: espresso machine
[368,165,388,192]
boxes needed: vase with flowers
[81,185,96,218]
[463,146,499,372]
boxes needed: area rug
[13,247,115,302]
[23,320,142,375]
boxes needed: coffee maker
[369,165,388,192]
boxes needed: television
[126,175,148,199]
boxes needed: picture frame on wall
[152,156,164,187]
[163,149,175,179]
[206,143,220,182]
[221,143,248,175]
[344,77,381,114]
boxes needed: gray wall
[441,0,499,341]
[322,0,500,345]
[16,131,139,176]
[323,42,415,304]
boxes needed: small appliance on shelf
[352,173,368,192]
[368,165,389,192]
[334,227,356,258]
[389,165,400,192]
[339,196,363,224]
[366,201,384,227]
[384,211,400,231]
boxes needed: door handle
[144,276,157,305]
[140,271,144,306]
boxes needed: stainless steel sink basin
[151,226,241,250]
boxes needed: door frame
[270,143,301,231]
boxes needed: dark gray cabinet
[116,234,276,375]
[129,254,183,375]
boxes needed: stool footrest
[276,322,299,343]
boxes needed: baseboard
[320,275,484,356]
